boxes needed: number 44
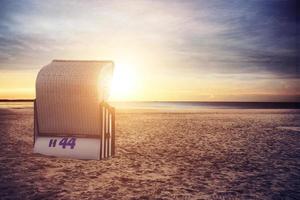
[59,137,76,149]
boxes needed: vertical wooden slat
[104,107,107,158]
[34,100,37,145]
[106,107,109,158]
[99,102,115,159]
[34,99,40,146]
[108,109,111,157]
[105,107,109,157]
[99,103,103,160]
[109,112,112,156]
[111,107,115,156]
[102,104,105,159]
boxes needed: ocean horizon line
[1,99,300,103]
[1,99,300,109]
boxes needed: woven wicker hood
[36,60,114,136]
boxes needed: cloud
[0,0,298,77]
[163,0,300,76]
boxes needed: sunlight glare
[110,62,137,101]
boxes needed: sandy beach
[0,107,300,199]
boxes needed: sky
[0,0,299,101]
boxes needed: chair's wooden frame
[34,100,115,159]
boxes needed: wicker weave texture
[36,60,113,136]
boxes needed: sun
[110,62,137,101]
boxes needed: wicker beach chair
[34,60,115,160]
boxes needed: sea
[0,100,299,110]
